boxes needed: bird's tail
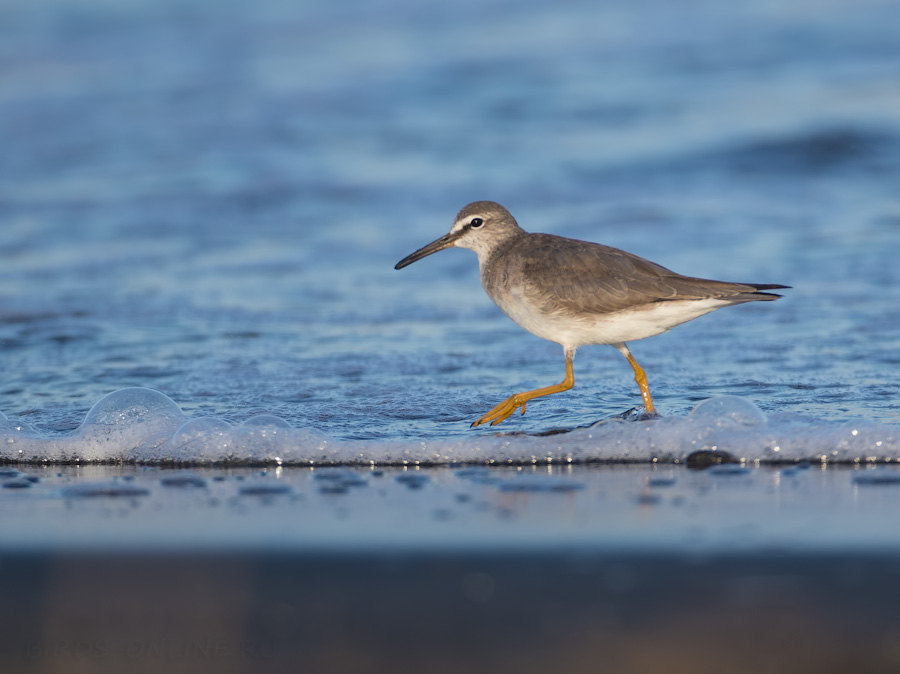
[733,283,790,301]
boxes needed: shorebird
[395,201,787,427]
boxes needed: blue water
[1,0,900,463]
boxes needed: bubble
[230,419,299,464]
[689,397,766,428]
[82,388,185,428]
[166,418,235,462]
[75,388,187,461]
[4,388,900,466]
[0,411,37,435]
[242,415,291,428]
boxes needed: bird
[394,201,788,427]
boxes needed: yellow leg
[472,349,575,427]
[615,344,656,414]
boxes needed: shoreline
[3,462,900,672]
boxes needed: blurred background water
[1,0,899,444]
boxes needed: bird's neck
[476,231,524,278]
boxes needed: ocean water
[1,0,900,465]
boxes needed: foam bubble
[75,388,187,462]
[163,418,236,463]
[82,388,185,428]
[242,415,291,428]
[689,396,767,427]
[0,410,36,435]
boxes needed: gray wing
[503,234,783,316]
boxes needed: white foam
[1,388,898,466]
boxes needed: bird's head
[395,201,523,270]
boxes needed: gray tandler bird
[395,201,788,428]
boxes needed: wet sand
[2,463,900,673]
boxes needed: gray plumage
[482,231,783,317]
[395,200,788,426]
[462,201,784,318]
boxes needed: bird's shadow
[495,407,657,437]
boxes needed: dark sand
[2,463,899,673]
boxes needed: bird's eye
[470,218,484,228]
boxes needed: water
[1,0,900,463]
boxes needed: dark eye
[470,218,484,228]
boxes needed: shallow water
[1,0,900,463]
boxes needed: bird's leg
[615,344,656,415]
[472,349,575,427]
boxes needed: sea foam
[1,388,898,466]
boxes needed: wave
[701,126,900,176]
[1,388,897,466]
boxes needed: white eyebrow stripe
[450,213,488,236]
[449,220,469,235]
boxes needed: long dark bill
[394,231,463,270]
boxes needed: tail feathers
[734,283,790,302]
[749,283,790,291]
